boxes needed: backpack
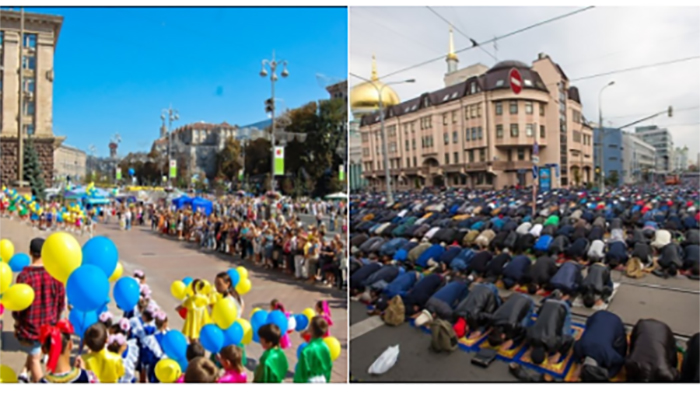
[534,235,553,253]
[626,257,645,279]
[383,296,405,326]
[430,319,458,353]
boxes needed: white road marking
[350,315,384,341]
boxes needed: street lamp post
[598,81,615,194]
[161,106,179,188]
[260,51,289,194]
[350,73,415,205]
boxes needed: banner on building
[274,147,284,176]
[238,169,244,181]
[339,165,345,181]
[539,166,551,192]
[169,160,177,179]
[116,168,122,181]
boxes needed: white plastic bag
[368,345,400,375]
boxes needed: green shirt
[293,338,333,383]
[253,347,288,383]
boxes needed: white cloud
[350,6,700,159]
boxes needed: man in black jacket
[580,262,614,308]
[452,280,501,339]
[526,291,574,365]
[626,319,679,382]
[485,293,535,350]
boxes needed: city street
[349,272,699,382]
[0,217,347,382]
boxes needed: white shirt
[588,240,606,259]
[516,222,532,235]
[529,224,543,237]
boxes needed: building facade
[673,146,689,172]
[0,10,63,187]
[53,144,86,182]
[634,125,674,175]
[593,127,624,187]
[326,80,348,104]
[357,51,593,191]
[622,132,656,184]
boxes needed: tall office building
[622,132,656,184]
[0,9,63,186]
[635,125,674,175]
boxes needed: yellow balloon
[154,358,181,383]
[323,336,341,362]
[170,281,187,300]
[211,298,238,330]
[0,364,18,383]
[235,278,252,295]
[200,279,213,295]
[0,239,14,265]
[249,307,262,318]
[236,318,253,345]
[2,284,35,312]
[0,263,12,294]
[109,262,123,282]
[41,232,82,283]
[236,266,248,281]
[302,307,316,323]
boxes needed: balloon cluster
[0,239,35,313]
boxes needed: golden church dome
[350,55,401,112]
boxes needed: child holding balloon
[294,316,333,383]
[270,299,292,349]
[82,322,125,383]
[253,323,289,383]
[179,279,212,341]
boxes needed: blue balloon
[69,309,98,338]
[295,314,309,332]
[8,253,31,273]
[182,277,193,286]
[253,330,260,344]
[162,331,188,361]
[81,236,119,278]
[227,269,240,288]
[297,342,308,359]
[128,168,135,176]
[200,324,225,354]
[223,321,244,346]
[251,310,269,330]
[176,358,188,372]
[266,310,288,333]
[113,277,140,312]
[66,265,110,312]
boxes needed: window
[470,106,476,118]
[495,102,503,115]
[452,110,457,123]
[24,124,35,136]
[510,124,519,137]
[407,158,411,168]
[362,148,369,157]
[445,153,450,164]
[453,131,458,144]
[405,140,410,152]
[0,31,4,47]
[23,33,37,49]
[478,127,483,140]
[468,150,474,163]
[540,125,546,139]
[23,56,36,70]
[412,139,416,150]
[24,101,35,116]
[526,124,534,137]
[573,131,581,143]
[443,113,448,125]
[517,148,525,161]
[361,133,369,142]
[539,104,545,116]
[25,78,35,93]
[495,80,505,87]
[413,157,417,167]
[411,122,415,132]
[479,148,486,162]
[476,104,482,118]
[510,101,518,114]
[609,144,618,149]
[496,125,504,138]
[465,128,470,141]
[525,101,533,114]
[444,133,449,145]
[471,128,477,141]
[454,152,459,163]
[470,82,477,94]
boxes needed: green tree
[245,138,272,177]
[216,137,242,181]
[24,139,46,200]
[605,171,619,187]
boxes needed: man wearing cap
[13,238,67,382]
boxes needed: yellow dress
[182,294,212,339]
[83,349,125,383]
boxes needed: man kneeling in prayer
[452,279,501,339]
[572,311,627,382]
[413,278,469,326]
[580,260,614,308]
[525,290,574,365]
[484,293,535,351]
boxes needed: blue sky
[23,7,347,155]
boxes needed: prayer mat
[516,325,585,380]
[571,282,621,311]
[457,328,491,352]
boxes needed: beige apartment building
[354,37,594,191]
[53,143,87,182]
[0,9,64,186]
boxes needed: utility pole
[17,8,25,186]
[260,51,289,195]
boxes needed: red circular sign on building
[509,68,523,95]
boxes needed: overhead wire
[425,6,497,61]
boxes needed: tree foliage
[23,139,46,200]
[216,137,242,181]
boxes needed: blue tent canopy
[172,195,192,210]
[191,197,212,215]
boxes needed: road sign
[509,68,523,95]
[532,165,538,179]
[532,155,539,164]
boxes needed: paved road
[349,270,699,382]
[0,218,347,382]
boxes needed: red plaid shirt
[12,265,66,342]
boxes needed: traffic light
[668,106,673,118]
[265,98,274,113]
[595,166,601,174]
